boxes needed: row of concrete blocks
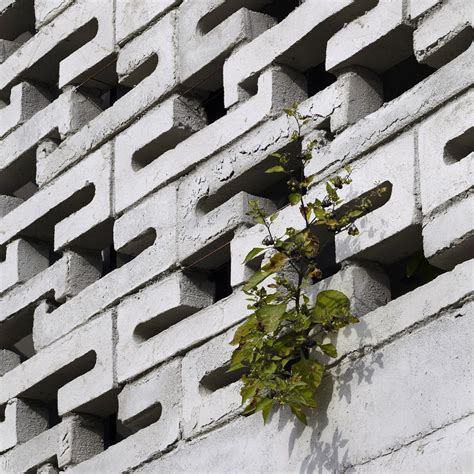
[0,55,472,354]
[0,37,471,257]
[0,258,471,472]
[0,0,471,190]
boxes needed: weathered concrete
[0,1,472,472]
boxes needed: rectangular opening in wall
[382,55,436,103]
[383,250,445,300]
[200,363,247,394]
[183,238,232,303]
[304,63,336,97]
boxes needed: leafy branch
[228,104,387,424]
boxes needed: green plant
[228,105,387,424]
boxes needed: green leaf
[290,404,308,425]
[265,165,285,174]
[261,399,274,423]
[243,247,266,264]
[240,383,258,405]
[289,193,302,205]
[243,268,273,292]
[320,343,337,358]
[256,303,287,332]
[292,358,325,390]
[312,290,350,324]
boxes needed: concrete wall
[0,0,472,472]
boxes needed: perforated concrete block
[0,250,100,350]
[414,0,473,68]
[328,131,420,264]
[178,0,275,88]
[117,272,213,382]
[1,311,116,417]
[182,327,242,438]
[0,87,102,193]
[71,360,181,473]
[178,189,276,263]
[417,90,474,269]
[0,414,104,472]
[117,279,248,382]
[0,398,48,453]
[34,186,178,349]
[0,82,50,138]
[0,143,112,252]
[0,238,49,295]
[114,95,206,213]
[326,0,412,73]
[0,0,114,91]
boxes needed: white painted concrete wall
[0,0,472,472]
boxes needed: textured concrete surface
[0,0,472,472]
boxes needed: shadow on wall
[265,345,385,473]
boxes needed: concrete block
[0,82,50,138]
[333,258,474,359]
[422,195,474,270]
[114,65,306,212]
[0,143,112,252]
[178,189,276,264]
[0,87,102,194]
[34,186,178,349]
[330,67,383,133]
[0,398,48,453]
[70,360,181,473]
[0,0,114,91]
[346,415,474,473]
[332,132,420,264]
[0,195,22,218]
[117,278,248,382]
[417,90,473,269]
[223,0,376,108]
[326,0,412,73]
[114,95,206,213]
[0,414,104,472]
[414,0,473,68]
[0,311,116,417]
[0,349,20,376]
[117,272,213,382]
[36,12,179,187]
[182,327,242,438]
[116,0,178,44]
[57,414,103,468]
[0,238,49,295]
[309,262,391,317]
[119,359,181,431]
[0,250,100,350]
[178,0,275,88]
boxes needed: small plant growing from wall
[228,105,387,424]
